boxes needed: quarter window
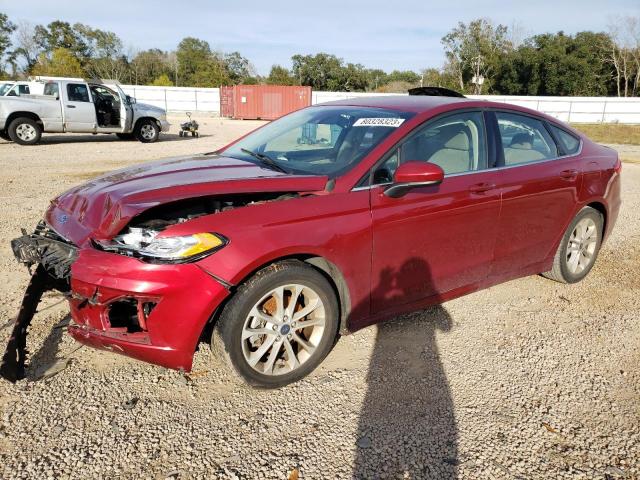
[67,83,90,102]
[373,111,487,184]
[496,112,557,165]
[548,124,581,155]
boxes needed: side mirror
[126,95,136,105]
[384,161,444,198]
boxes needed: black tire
[135,119,160,143]
[542,206,603,284]
[212,260,339,388]
[116,133,134,140]
[0,130,10,141]
[8,117,42,145]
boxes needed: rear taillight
[614,158,622,174]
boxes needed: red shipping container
[220,85,311,120]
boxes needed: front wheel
[543,206,603,284]
[212,260,339,388]
[8,117,42,145]
[135,119,160,143]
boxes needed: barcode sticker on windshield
[353,118,405,127]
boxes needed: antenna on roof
[408,86,466,98]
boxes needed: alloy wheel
[565,217,598,275]
[241,284,326,376]
[15,124,37,142]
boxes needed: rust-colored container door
[231,85,312,120]
[220,86,235,118]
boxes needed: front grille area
[11,221,78,280]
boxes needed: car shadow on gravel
[25,314,72,381]
[353,259,458,479]
[1,134,204,146]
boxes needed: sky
[2,0,639,75]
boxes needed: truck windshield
[222,106,415,177]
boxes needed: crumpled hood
[45,154,328,245]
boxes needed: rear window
[44,83,59,97]
[548,124,581,155]
[67,83,90,102]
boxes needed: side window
[44,83,59,97]
[373,111,487,184]
[548,124,581,155]
[18,85,30,95]
[67,83,90,102]
[497,112,558,165]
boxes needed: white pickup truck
[0,78,170,145]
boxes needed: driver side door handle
[469,182,496,194]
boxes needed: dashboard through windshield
[223,106,415,177]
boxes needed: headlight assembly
[96,228,227,263]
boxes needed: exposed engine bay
[0,191,300,382]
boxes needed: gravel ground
[0,115,638,480]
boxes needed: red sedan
[7,94,621,387]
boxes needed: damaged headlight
[96,228,227,262]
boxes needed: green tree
[31,47,85,77]
[151,73,173,86]
[0,12,16,77]
[291,53,369,91]
[34,21,90,60]
[176,37,229,87]
[224,51,254,84]
[131,49,173,85]
[266,65,297,85]
[442,18,511,93]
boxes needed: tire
[135,119,160,143]
[212,260,339,388]
[116,133,134,140]
[8,117,42,145]
[542,206,603,284]
[0,130,10,141]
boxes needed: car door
[63,83,96,132]
[368,110,501,317]
[488,110,583,280]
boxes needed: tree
[175,37,229,87]
[224,51,255,84]
[131,49,172,85]
[151,73,173,86]
[0,12,16,77]
[266,65,297,85]
[34,21,90,60]
[441,18,511,94]
[12,21,41,73]
[291,53,369,91]
[31,47,84,77]
[608,16,640,96]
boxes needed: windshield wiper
[240,148,289,174]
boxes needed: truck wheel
[212,260,339,388]
[116,133,134,140]
[8,117,42,145]
[135,119,160,143]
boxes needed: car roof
[317,95,474,112]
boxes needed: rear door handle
[67,105,76,108]
[560,169,578,180]
[469,182,496,194]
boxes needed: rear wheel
[543,206,603,283]
[212,260,339,388]
[8,117,42,145]
[135,119,160,143]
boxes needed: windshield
[0,83,14,96]
[223,106,415,177]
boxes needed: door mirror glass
[384,161,444,198]
[126,95,136,105]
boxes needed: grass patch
[572,124,640,145]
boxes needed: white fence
[120,85,220,113]
[120,85,640,124]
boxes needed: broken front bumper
[67,248,230,371]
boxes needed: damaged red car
[4,92,621,388]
